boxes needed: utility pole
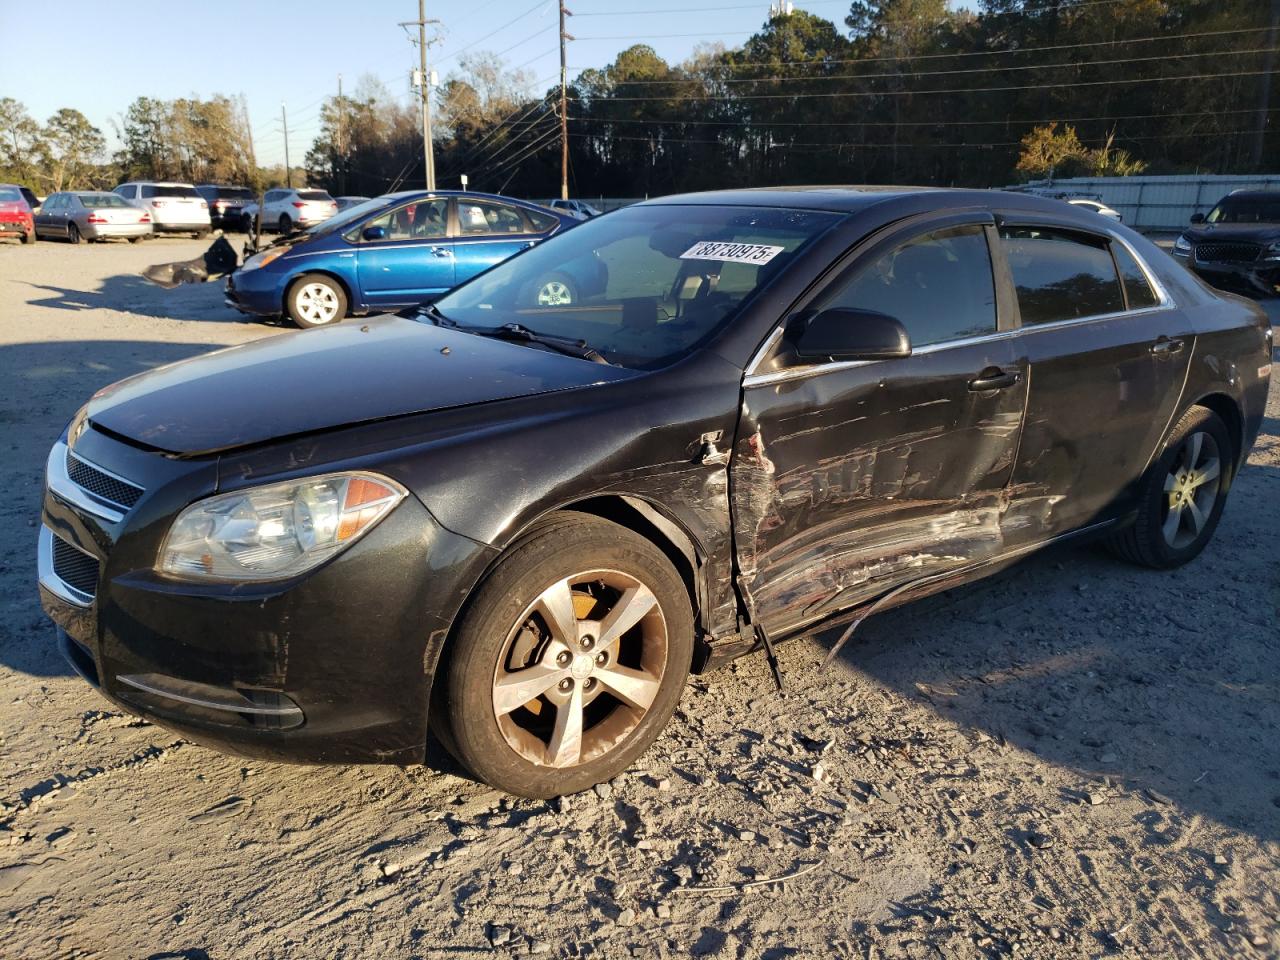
[399,2,439,190]
[559,3,573,200]
[281,102,292,188]
[337,74,345,195]
[1251,0,1280,169]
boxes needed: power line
[571,128,1267,150]
[569,26,1275,73]
[575,0,1145,13]
[440,97,554,178]
[569,46,1280,87]
[581,68,1276,102]
[436,0,554,65]
[468,115,560,178]
[569,106,1280,128]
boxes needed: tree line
[2,0,1275,200]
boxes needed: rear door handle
[968,368,1021,391]
[1150,337,1185,356]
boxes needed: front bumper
[38,425,492,764]
[1185,257,1280,297]
[224,268,287,317]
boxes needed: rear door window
[819,224,998,347]
[999,227,1124,325]
[1111,243,1159,310]
[457,200,529,236]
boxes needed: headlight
[240,247,288,271]
[157,472,406,582]
[1264,241,1280,262]
[1173,235,1191,255]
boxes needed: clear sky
[1,0,883,168]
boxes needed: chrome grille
[52,534,99,600]
[65,449,143,510]
[1194,242,1261,264]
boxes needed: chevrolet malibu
[39,188,1272,798]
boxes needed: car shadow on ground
[817,464,1280,846]
[22,273,258,326]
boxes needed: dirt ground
[0,236,1277,960]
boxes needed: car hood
[1184,222,1280,244]
[86,316,637,455]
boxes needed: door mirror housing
[794,308,912,362]
[362,225,387,242]
[1189,213,1206,224]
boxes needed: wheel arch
[1186,391,1245,486]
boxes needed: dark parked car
[1172,190,1280,297]
[38,188,1272,798]
[225,190,589,328]
[195,184,256,229]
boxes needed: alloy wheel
[295,283,341,324]
[1161,429,1221,549]
[491,569,668,769]
[536,280,573,306]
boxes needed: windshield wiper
[416,310,609,364]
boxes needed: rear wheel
[442,513,692,798]
[1107,405,1231,569]
[277,214,292,234]
[20,229,32,244]
[66,222,80,244]
[285,274,347,328]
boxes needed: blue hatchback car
[225,191,598,328]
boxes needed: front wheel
[441,513,693,798]
[1107,405,1232,569]
[527,274,577,308]
[285,275,347,328]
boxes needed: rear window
[143,185,200,199]
[78,193,131,208]
[1000,227,1124,325]
[297,190,333,201]
[1112,243,1159,309]
[0,188,21,202]
[211,187,254,200]
[526,207,559,232]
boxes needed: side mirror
[794,308,911,362]
[1189,213,1206,225]
[362,225,387,241]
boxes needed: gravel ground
[1,237,1278,960]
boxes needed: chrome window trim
[47,441,127,523]
[37,526,94,608]
[742,228,1176,390]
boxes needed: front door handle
[1150,336,1185,357]
[430,246,453,258]
[968,368,1021,392]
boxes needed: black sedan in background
[38,188,1272,798]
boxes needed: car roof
[1222,190,1280,201]
[639,185,1098,219]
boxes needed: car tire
[66,223,80,244]
[278,214,292,234]
[525,273,578,308]
[195,228,209,239]
[285,274,347,329]
[129,236,142,244]
[1107,405,1232,569]
[440,512,693,799]
[20,229,32,244]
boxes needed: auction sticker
[680,241,785,265]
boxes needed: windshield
[306,195,393,235]
[433,204,842,369]
[1207,197,1280,224]
[78,193,131,208]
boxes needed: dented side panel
[733,337,1027,638]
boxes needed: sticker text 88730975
[680,241,785,266]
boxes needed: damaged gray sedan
[41,187,1272,798]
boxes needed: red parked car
[0,184,36,243]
